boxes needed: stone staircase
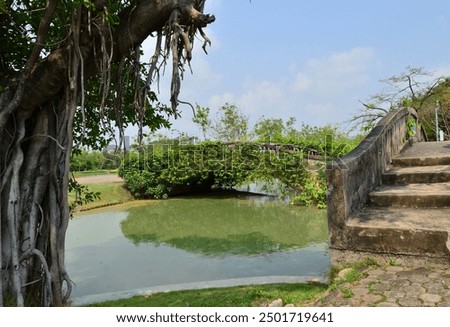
[346,141,450,262]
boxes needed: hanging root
[143,2,215,116]
[198,28,212,54]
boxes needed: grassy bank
[86,259,380,307]
[73,169,119,177]
[69,177,133,212]
[89,283,328,307]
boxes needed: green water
[121,194,328,256]
[66,193,330,300]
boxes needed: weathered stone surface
[403,283,426,295]
[351,287,369,297]
[424,282,446,294]
[419,293,442,304]
[315,263,450,307]
[370,282,391,292]
[335,268,353,281]
[327,104,450,264]
[385,266,405,273]
[268,299,283,307]
[327,108,422,251]
[377,302,399,307]
[384,290,406,300]
[366,268,386,278]
[397,297,423,307]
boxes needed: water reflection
[66,194,330,300]
[121,194,327,256]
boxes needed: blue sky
[141,0,450,137]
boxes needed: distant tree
[414,78,450,140]
[252,116,297,143]
[212,103,249,142]
[192,104,211,140]
[351,66,444,136]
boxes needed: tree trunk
[0,0,214,306]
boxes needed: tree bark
[0,0,214,306]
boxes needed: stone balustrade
[326,107,424,249]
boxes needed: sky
[139,0,450,138]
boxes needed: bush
[118,123,359,208]
[70,150,105,171]
[119,143,238,199]
[70,149,123,171]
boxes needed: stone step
[369,183,450,208]
[382,165,450,184]
[392,156,450,167]
[346,207,450,258]
[393,141,450,167]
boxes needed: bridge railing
[326,107,424,245]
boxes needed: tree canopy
[352,66,449,140]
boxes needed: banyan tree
[0,0,215,306]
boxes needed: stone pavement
[314,262,450,307]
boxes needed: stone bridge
[326,107,450,265]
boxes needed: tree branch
[15,0,215,113]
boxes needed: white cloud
[208,92,236,109]
[294,47,377,97]
[205,47,380,127]
[292,73,312,92]
[239,80,286,115]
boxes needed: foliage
[72,61,173,152]
[192,103,249,141]
[69,181,132,212]
[68,178,101,214]
[352,66,449,140]
[253,116,297,142]
[192,104,211,140]
[413,77,450,140]
[70,150,105,171]
[119,142,249,199]
[120,115,359,208]
[70,150,123,171]
[90,283,327,307]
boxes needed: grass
[69,181,133,211]
[73,170,118,177]
[323,257,380,300]
[89,283,328,307]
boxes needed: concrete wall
[326,108,422,250]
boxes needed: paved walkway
[315,263,450,307]
[75,173,123,184]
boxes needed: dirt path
[75,174,123,184]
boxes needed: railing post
[435,101,439,141]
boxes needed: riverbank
[70,173,133,212]
[71,258,450,307]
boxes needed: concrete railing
[326,107,424,245]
